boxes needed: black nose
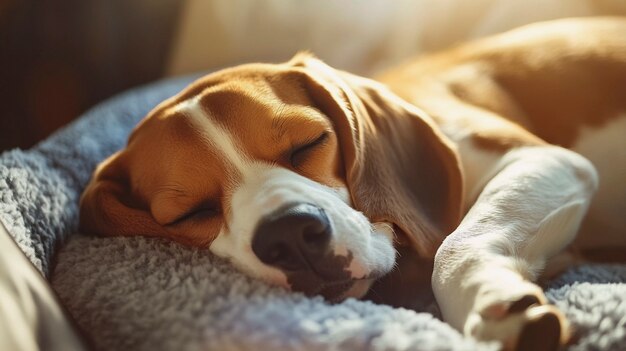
[252,203,332,271]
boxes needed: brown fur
[378,17,626,149]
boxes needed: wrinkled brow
[153,183,189,200]
[270,105,331,144]
[271,103,290,143]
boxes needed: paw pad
[515,305,566,351]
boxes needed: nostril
[264,244,302,271]
[264,244,295,266]
[265,245,286,264]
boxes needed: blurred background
[1,0,625,152]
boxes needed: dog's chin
[311,278,376,302]
[334,278,376,301]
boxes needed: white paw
[465,284,569,351]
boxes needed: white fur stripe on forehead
[170,95,251,176]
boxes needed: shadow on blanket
[1,75,624,351]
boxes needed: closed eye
[167,203,219,226]
[289,131,329,167]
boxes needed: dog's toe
[507,294,542,314]
[516,305,567,351]
[479,290,546,320]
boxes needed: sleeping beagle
[80,18,626,351]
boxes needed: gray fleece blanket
[1,75,625,351]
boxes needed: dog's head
[80,53,463,300]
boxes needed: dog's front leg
[433,146,597,350]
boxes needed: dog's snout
[252,203,331,271]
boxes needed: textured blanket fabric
[0,75,624,351]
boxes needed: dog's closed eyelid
[288,131,330,167]
[167,203,220,226]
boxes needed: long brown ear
[79,151,168,238]
[290,54,464,258]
